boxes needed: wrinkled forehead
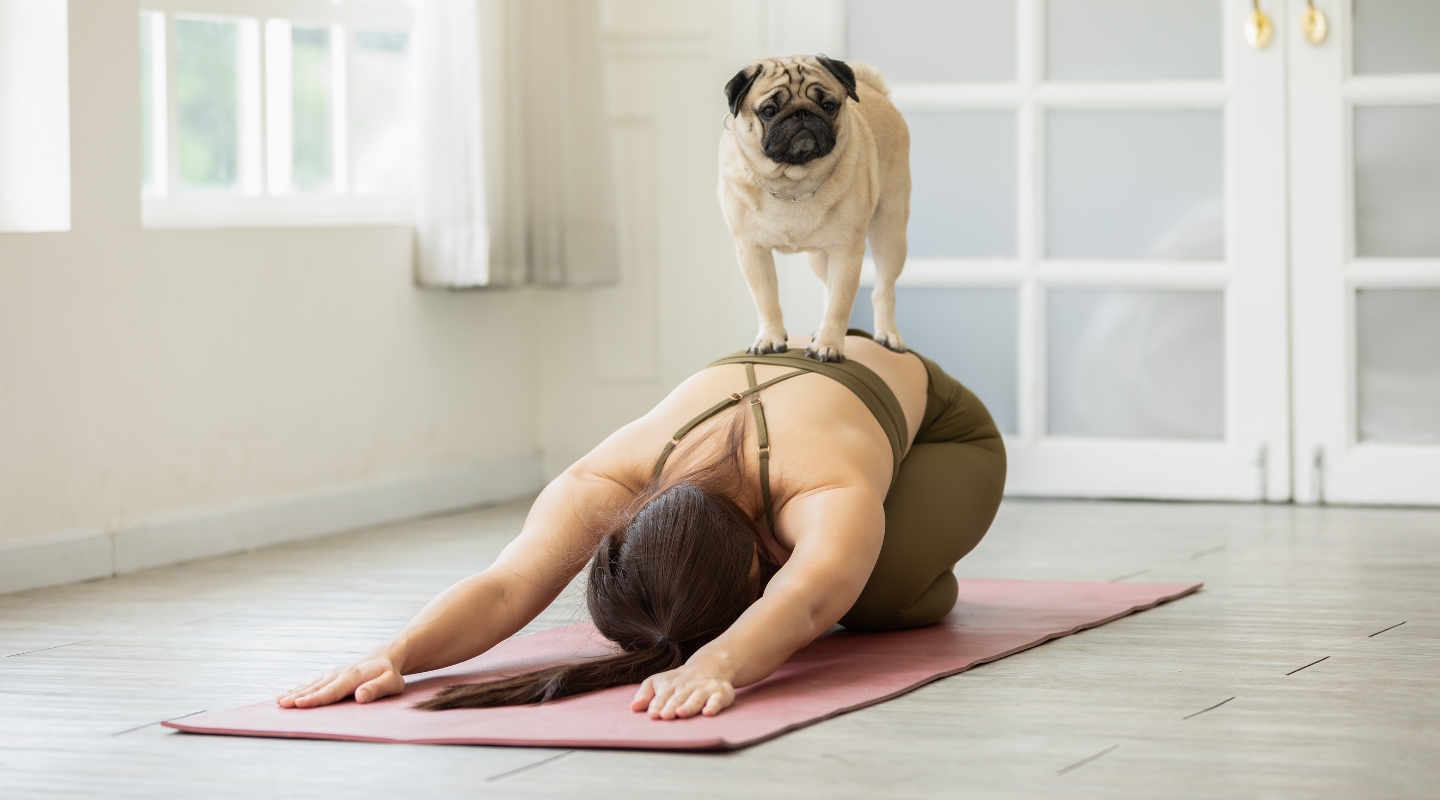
[754,59,839,104]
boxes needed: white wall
[0,1,540,554]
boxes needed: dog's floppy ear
[815,55,858,102]
[725,64,762,117]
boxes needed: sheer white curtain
[414,0,619,289]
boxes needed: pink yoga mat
[167,579,1199,750]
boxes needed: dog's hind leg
[737,244,789,354]
[867,201,908,353]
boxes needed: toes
[803,347,846,363]
[873,334,907,353]
[748,340,789,355]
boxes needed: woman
[278,331,1005,720]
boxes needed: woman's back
[578,334,929,556]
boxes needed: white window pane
[847,0,1015,83]
[1354,105,1440,258]
[139,15,155,194]
[175,17,240,191]
[908,112,1016,258]
[851,288,1019,434]
[1047,289,1224,439]
[1047,110,1223,259]
[0,0,70,231]
[351,30,412,195]
[291,25,333,192]
[1358,289,1440,443]
[1353,0,1440,75]
[1046,0,1221,82]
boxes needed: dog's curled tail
[847,61,890,96]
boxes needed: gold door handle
[1301,0,1329,45]
[1245,0,1274,49]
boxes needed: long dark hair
[419,410,771,710]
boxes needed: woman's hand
[276,655,406,709]
[630,658,737,719]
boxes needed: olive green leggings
[837,355,1007,632]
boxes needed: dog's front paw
[804,334,846,363]
[747,328,789,356]
[873,329,907,353]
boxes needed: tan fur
[719,56,910,361]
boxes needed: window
[139,0,414,228]
[0,0,70,232]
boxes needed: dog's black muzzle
[763,110,836,165]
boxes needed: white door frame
[1289,0,1440,505]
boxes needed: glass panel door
[1290,0,1440,504]
[842,0,1290,500]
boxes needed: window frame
[139,0,415,229]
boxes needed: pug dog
[719,55,909,362]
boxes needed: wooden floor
[2,497,1436,799]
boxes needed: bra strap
[652,363,808,535]
[745,363,778,534]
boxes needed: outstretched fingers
[702,689,732,716]
[290,674,356,708]
[277,671,337,707]
[632,668,737,719]
[630,676,657,712]
[672,688,711,719]
[646,682,679,719]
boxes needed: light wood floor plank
[2,498,1437,798]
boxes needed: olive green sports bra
[652,334,909,533]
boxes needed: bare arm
[631,484,885,718]
[278,463,638,708]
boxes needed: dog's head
[724,55,858,166]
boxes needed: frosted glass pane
[1357,289,1440,443]
[1354,106,1440,258]
[908,112,1016,258]
[1048,290,1224,439]
[291,26,332,192]
[851,288,1019,434]
[847,0,1015,83]
[351,30,413,195]
[1047,110,1224,259]
[1353,0,1440,75]
[175,18,239,191]
[1047,0,1221,81]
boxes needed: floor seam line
[485,751,575,782]
[111,709,207,737]
[1368,621,1405,637]
[1058,745,1119,775]
[5,640,91,658]
[1286,656,1330,675]
[1183,696,1236,720]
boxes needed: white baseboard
[0,526,114,596]
[0,455,544,596]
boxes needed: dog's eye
[759,105,777,119]
[822,100,838,114]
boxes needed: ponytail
[416,641,684,710]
